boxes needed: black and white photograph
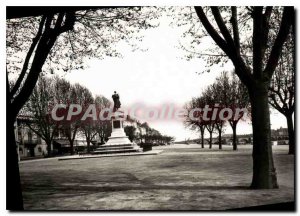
[5,4,295,211]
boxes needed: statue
[112,91,121,112]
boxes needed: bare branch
[10,16,46,98]
[264,7,294,78]
[194,7,231,56]
[230,7,240,54]
[211,7,236,51]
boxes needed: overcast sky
[62,14,287,141]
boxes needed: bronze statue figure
[112,91,121,112]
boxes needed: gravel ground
[19,144,294,210]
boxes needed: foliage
[124,125,136,142]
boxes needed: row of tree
[185,60,294,154]
[184,26,295,154]
[22,76,112,155]
[124,122,174,145]
[140,122,175,145]
[23,76,173,155]
[184,71,249,150]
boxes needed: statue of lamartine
[112,91,121,112]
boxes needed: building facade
[14,116,88,160]
[14,118,47,160]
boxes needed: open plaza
[20,144,294,210]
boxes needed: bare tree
[184,97,206,148]
[23,77,59,156]
[190,6,293,189]
[213,71,249,150]
[210,82,226,150]
[226,73,249,150]
[94,95,112,145]
[76,86,97,153]
[54,78,82,155]
[6,13,76,209]
[268,33,295,154]
[205,123,215,149]
[202,86,216,149]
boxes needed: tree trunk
[6,13,77,210]
[46,140,52,157]
[209,132,212,149]
[7,115,24,210]
[200,128,204,148]
[87,139,90,153]
[218,129,222,150]
[70,140,74,155]
[232,122,238,151]
[249,83,278,189]
[286,113,295,155]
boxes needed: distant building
[209,133,253,145]
[271,127,289,138]
[14,115,88,160]
[15,116,47,160]
[271,127,289,145]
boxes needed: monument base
[92,111,142,155]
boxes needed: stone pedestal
[93,111,142,154]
